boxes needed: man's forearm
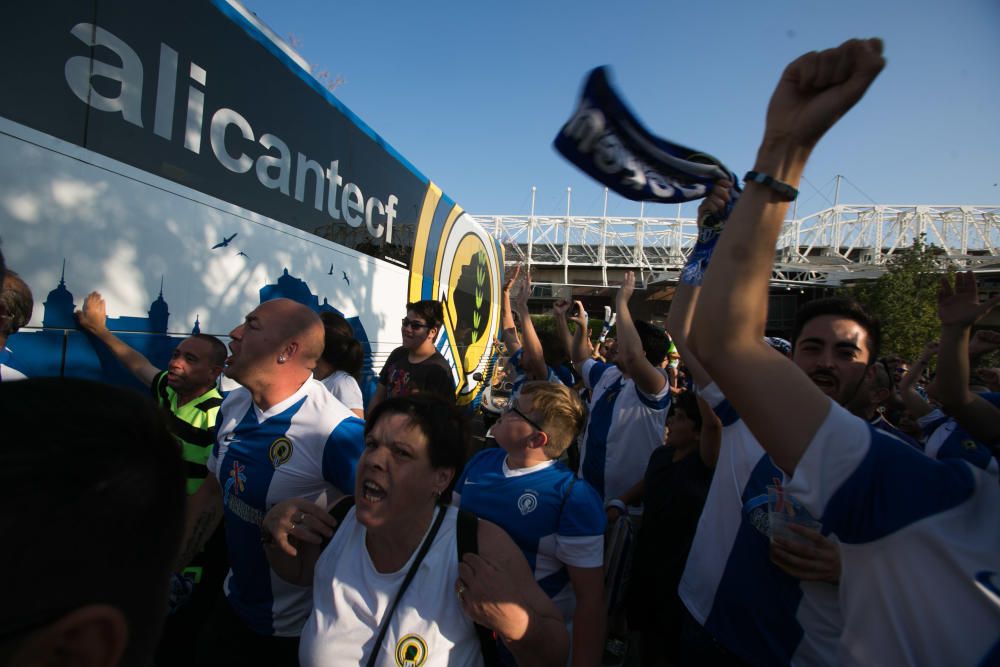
[571,319,592,364]
[89,326,159,386]
[514,304,547,380]
[937,324,974,411]
[695,147,805,360]
[501,291,521,353]
[174,477,223,571]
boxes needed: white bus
[1,0,502,408]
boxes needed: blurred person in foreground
[0,378,185,667]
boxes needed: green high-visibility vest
[152,371,223,494]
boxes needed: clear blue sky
[243,0,999,219]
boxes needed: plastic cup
[767,485,821,545]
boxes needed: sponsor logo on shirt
[225,460,246,497]
[220,459,264,525]
[518,490,539,515]
[268,436,293,468]
[395,633,428,667]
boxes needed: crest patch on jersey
[395,633,428,667]
[518,491,539,515]
[268,437,293,468]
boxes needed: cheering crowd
[1,38,999,667]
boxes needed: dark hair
[1,270,34,337]
[0,378,185,665]
[791,297,881,363]
[320,311,354,339]
[319,312,363,378]
[405,300,445,331]
[635,320,671,366]
[190,333,227,367]
[670,391,704,432]
[321,331,364,378]
[365,395,468,504]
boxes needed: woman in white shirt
[316,311,365,418]
[261,395,568,667]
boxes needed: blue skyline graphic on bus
[7,264,375,400]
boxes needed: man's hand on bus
[76,291,110,335]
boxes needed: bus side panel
[1,124,405,399]
[0,0,502,406]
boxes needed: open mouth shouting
[361,479,387,504]
[809,371,838,395]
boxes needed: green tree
[841,235,952,361]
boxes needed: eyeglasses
[401,318,431,330]
[506,403,545,432]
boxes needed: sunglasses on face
[506,402,545,432]
[401,318,431,330]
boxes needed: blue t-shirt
[454,448,605,620]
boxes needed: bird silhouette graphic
[236,251,249,258]
[342,271,350,286]
[328,264,334,275]
[212,233,238,249]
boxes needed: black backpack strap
[456,509,501,667]
[321,496,356,548]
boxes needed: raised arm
[697,395,723,468]
[666,182,733,392]
[76,291,159,386]
[935,272,1000,444]
[500,264,522,356]
[897,342,936,419]
[690,39,885,474]
[552,298,575,363]
[567,300,594,365]
[511,268,548,381]
[615,272,666,395]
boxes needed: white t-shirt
[678,382,841,666]
[300,505,484,667]
[319,370,364,412]
[786,400,1000,666]
[577,359,671,502]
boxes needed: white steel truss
[472,204,1000,286]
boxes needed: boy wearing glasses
[454,381,606,666]
[370,299,455,411]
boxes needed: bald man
[179,299,365,666]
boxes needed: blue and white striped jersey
[208,378,365,636]
[578,359,671,502]
[786,401,1000,666]
[678,382,842,667]
[917,393,1000,474]
[454,448,605,620]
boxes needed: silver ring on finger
[296,511,306,524]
